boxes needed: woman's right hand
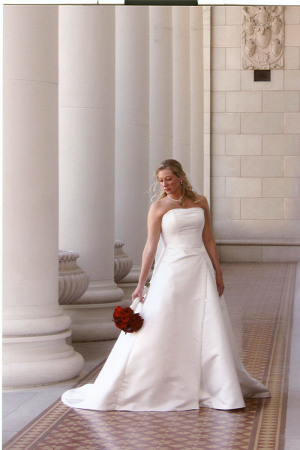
[216,272,224,297]
[132,285,145,303]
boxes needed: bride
[61,159,270,411]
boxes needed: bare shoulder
[196,194,209,211]
[149,198,169,220]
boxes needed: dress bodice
[161,208,205,249]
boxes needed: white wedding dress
[62,207,270,411]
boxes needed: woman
[62,159,270,411]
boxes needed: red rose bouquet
[113,297,144,333]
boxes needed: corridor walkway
[2,263,300,449]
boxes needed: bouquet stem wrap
[130,297,141,311]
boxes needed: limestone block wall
[211,6,300,262]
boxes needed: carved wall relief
[242,6,284,70]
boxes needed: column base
[63,302,124,341]
[118,265,141,284]
[2,330,84,388]
[75,280,124,304]
[62,280,125,341]
[118,265,152,304]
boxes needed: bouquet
[113,297,144,333]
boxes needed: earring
[180,180,183,185]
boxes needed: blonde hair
[152,159,200,206]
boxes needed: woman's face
[158,169,181,196]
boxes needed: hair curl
[152,159,200,206]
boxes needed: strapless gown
[61,207,270,411]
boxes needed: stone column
[115,6,150,298]
[202,6,211,200]
[59,6,123,341]
[149,6,173,176]
[190,7,205,195]
[3,5,84,387]
[172,7,191,170]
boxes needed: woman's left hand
[216,272,224,297]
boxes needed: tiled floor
[284,263,300,450]
[2,263,300,449]
[2,340,116,444]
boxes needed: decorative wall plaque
[242,6,284,70]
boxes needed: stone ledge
[217,242,300,263]
[216,239,300,246]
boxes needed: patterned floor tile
[3,263,296,450]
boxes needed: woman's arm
[201,197,224,296]
[132,203,162,302]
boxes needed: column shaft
[190,7,204,194]
[203,6,212,201]
[115,6,150,287]
[149,6,173,176]
[59,6,123,341]
[3,5,83,387]
[172,8,191,170]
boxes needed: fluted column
[115,6,150,296]
[190,7,204,194]
[149,6,173,176]
[203,6,211,200]
[59,6,123,341]
[172,8,191,170]
[3,5,84,387]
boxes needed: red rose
[113,306,144,333]
[127,313,144,332]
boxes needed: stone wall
[210,6,300,262]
